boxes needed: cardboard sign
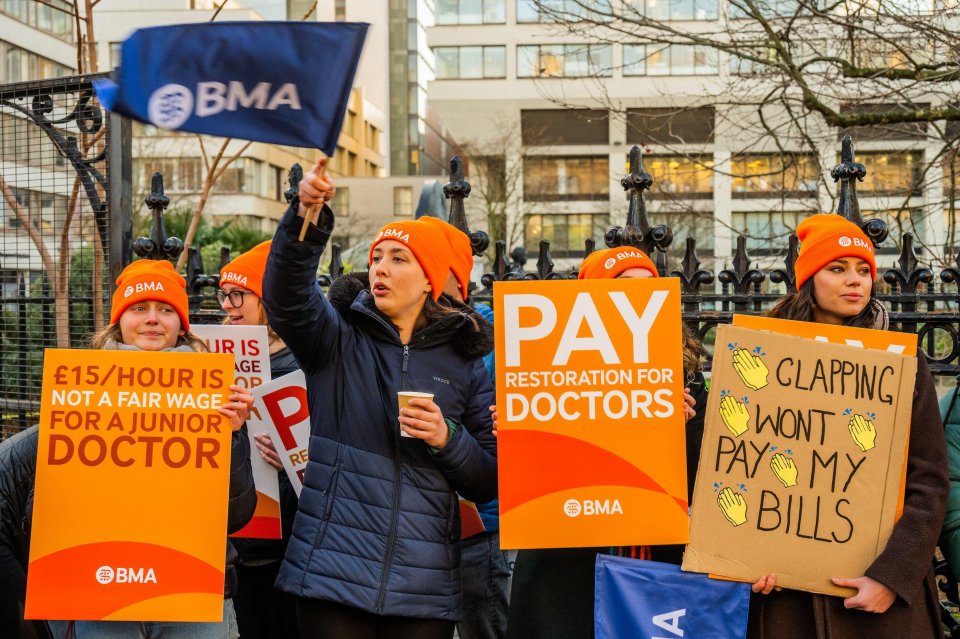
[255,370,310,496]
[192,325,280,539]
[682,325,916,596]
[733,314,917,356]
[26,349,235,621]
[494,278,687,549]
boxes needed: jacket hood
[327,272,493,358]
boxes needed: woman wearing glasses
[218,242,302,639]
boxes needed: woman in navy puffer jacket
[262,159,498,639]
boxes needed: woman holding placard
[261,159,497,639]
[505,246,708,639]
[217,242,302,639]
[750,214,948,638]
[50,259,256,639]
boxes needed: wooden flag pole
[298,158,327,242]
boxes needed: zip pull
[402,345,409,373]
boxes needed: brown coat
[748,355,948,639]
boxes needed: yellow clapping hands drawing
[719,395,750,437]
[717,487,748,527]
[770,453,798,488]
[848,414,877,452]
[732,347,769,391]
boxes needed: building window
[731,154,819,197]
[731,211,809,253]
[635,0,718,20]
[215,158,263,194]
[394,186,413,217]
[668,212,716,251]
[730,40,827,75]
[516,0,609,22]
[345,109,359,139]
[0,0,74,42]
[336,187,350,216]
[525,213,609,257]
[642,155,714,198]
[839,103,928,141]
[437,0,506,24]
[524,156,609,201]
[137,158,203,193]
[517,44,613,78]
[626,107,715,144]
[521,109,609,145]
[0,40,73,83]
[643,44,718,75]
[853,151,923,196]
[434,46,506,79]
[365,123,381,151]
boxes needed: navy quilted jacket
[262,205,498,621]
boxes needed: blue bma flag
[595,555,750,639]
[94,21,368,155]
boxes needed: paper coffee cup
[398,391,434,438]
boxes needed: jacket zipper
[375,344,409,612]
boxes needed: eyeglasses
[217,289,252,309]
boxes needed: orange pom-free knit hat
[219,240,271,298]
[369,220,452,301]
[111,259,190,330]
[420,216,473,298]
[578,246,659,280]
[794,214,876,289]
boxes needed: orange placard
[494,278,687,549]
[25,349,235,622]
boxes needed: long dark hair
[766,278,879,329]
[412,294,479,334]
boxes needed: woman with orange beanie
[261,160,497,639]
[51,259,256,639]
[505,246,707,639]
[748,214,947,639]
[216,241,302,639]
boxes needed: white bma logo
[838,236,852,247]
[123,285,134,298]
[148,84,193,130]
[564,499,582,517]
[604,258,617,269]
[96,566,115,584]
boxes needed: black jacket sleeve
[262,203,342,374]
[227,425,256,534]
[685,372,709,504]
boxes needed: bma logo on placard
[563,498,623,517]
[94,565,157,585]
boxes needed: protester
[505,246,707,639]
[262,159,498,639]
[217,241,302,639]
[750,214,948,638]
[0,426,51,639]
[421,215,511,639]
[939,383,960,580]
[49,259,256,639]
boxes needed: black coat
[263,205,498,621]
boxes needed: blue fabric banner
[93,21,368,155]
[595,555,750,639]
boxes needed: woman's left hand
[832,576,896,613]
[218,384,254,433]
[683,387,696,422]
[400,397,449,448]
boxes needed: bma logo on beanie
[376,227,411,244]
[220,271,248,286]
[604,258,617,269]
[123,281,166,298]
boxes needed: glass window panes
[524,156,610,200]
[394,186,414,217]
[643,155,714,197]
[435,47,459,79]
[731,211,809,252]
[639,0,718,19]
[459,47,484,78]
[437,0,505,23]
[433,46,506,78]
[854,151,923,196]
[483,46,506,77]
[525,213,610,256]
[516,44,613,78]
[623,45,647,75]
[645,45,716,75]
[731,155,820,196]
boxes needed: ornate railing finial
[319,244,345,287]
[606,146,672,257]
[769,234,800,292]
[718,236,766,312]
[132,172,183,261]
[831,135,888,247]
[444,155,489,256]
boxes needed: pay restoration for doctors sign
[494,278,688,549]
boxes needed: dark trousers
[234,561,300,639]
[296,598,455,639]
[457,531,510,639]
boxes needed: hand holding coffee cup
[398,391,449,448]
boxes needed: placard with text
[26,349,235,621]
[494,278,687,549]
[254,370,310,496]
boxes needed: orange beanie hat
[578,246,659,280]
[369,220,452,300]
[420,216,473,297]
[111,259,190,330]
[794,214,875,289]
[219,240,271,298]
